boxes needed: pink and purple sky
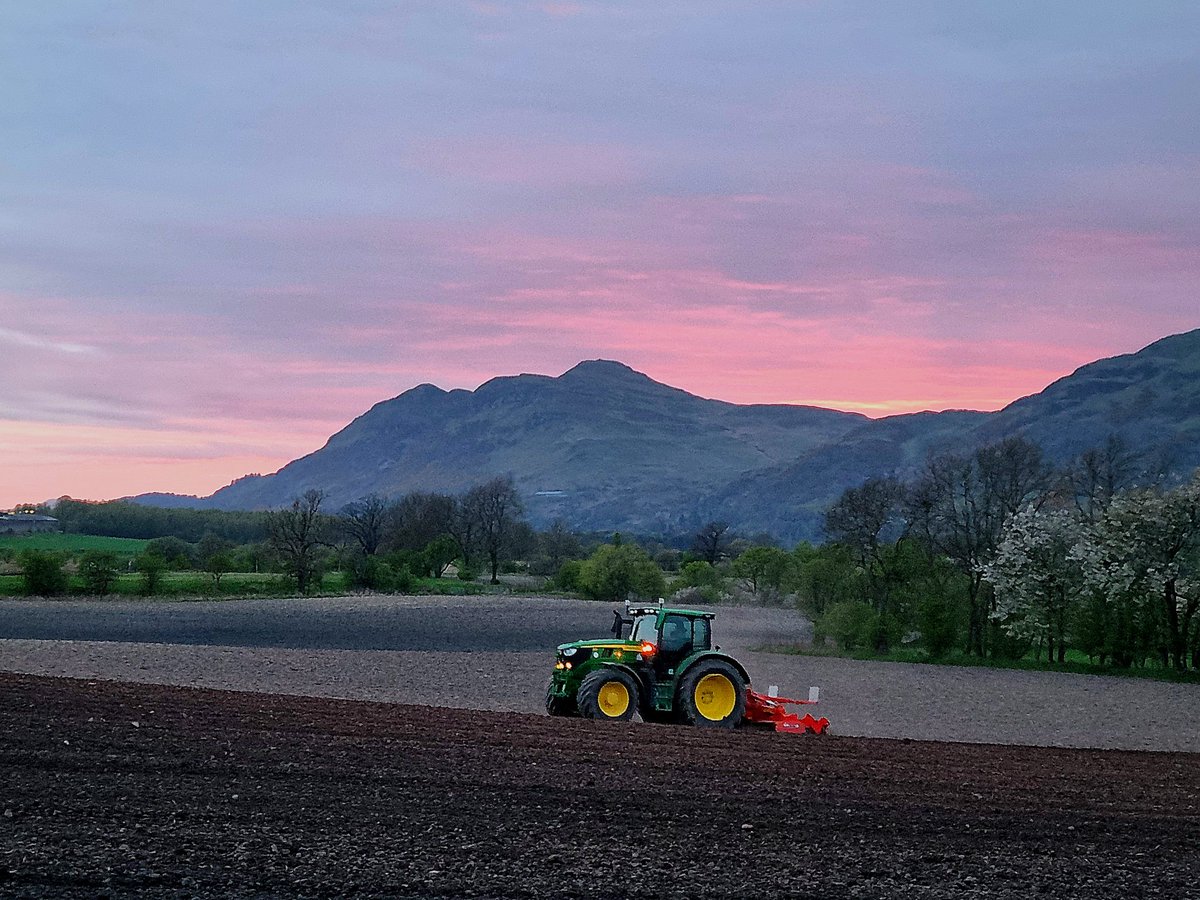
[2,2,1198,507]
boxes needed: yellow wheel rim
[597,681,631,717]
[694,673,736,721]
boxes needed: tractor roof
[627,606,714,620]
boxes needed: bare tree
[462,476,527,584]
[693,521,731,566]
[1071,435,1140,520]
[386,491,456,552]
[825,476,907,634]
[266,489,330,593]
[340,494,389,556]
[907,437,1052,656]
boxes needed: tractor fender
[675,651,750,688]
[592,660,644,684]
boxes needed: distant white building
[0,514,59,535]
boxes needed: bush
[670,585,720,606]
[553,559,583,592]
[917,592,962,657]
[577,544,666,602]
[135,551,168,595]
[456,561,480,582]
[145,536,197,569]
[815,600,877,652]
[676,561,723,592]
[78,550,120,596]
[19,550,68,596]
[345,554,395,592]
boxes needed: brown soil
[1,672,1197,899]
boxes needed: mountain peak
[560,359,645,381]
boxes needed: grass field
[0,533,149,554]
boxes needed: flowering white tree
[986,506,1085,663]
[1075,474,1200,671]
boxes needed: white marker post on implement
[808,686,820,703]
[767,685,779,697]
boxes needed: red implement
[743,688,829,735]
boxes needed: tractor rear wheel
[676,660,746,729]
[545,682,576,717]
[577,668,639,722]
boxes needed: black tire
[676,659,746,729]
[576,668,639,722]
[545,682,576,717]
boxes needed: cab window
[692,617,711,651]
[660,615,692,653]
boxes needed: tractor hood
[556,639,641,654]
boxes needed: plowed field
[1,673,1197,899]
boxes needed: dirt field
[1,673,1197,899]
[2,595,1199,752]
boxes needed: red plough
[744,686,830,735]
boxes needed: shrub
[145,536,197,569]
[917,592,962,657]
[553,559,583,592]
[577,544,666,603]
[815,600,877,652]
[345,554,395,592]
[456,561,480,582]
[79,550,120,596]
[676,561,723,592]
[135,551,168,595]
[19,550,68,597]
[670,585,720,606]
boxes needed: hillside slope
[135,330,1200,541]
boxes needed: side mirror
[611,610,632,638]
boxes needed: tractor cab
[621,606,714,678]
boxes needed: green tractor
[546,604,829,733]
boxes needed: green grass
[0,533,149,554]
[760,642,1200,684]
[0,569,547,600]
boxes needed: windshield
[629,614,658,643]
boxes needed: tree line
[819,436,1200,671]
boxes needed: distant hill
[133,330,1200,542]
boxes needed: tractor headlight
[562,647,578,657]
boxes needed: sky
[2,1,1198,507]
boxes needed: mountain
[134,330,1200,542]
[176,360,866,535]
[707,329,1200,538]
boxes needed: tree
[731,546,791,597]
[1070,436,1140,521]
[534,519,582,576]
[908,438,1052,656]
[265,490,330,594]
[78,550,120,596]
[692,521,732,566]
[461,476,528,584]
[423,535,460,578]
[825,476,906,624]
[197,532,235,590]
[1076,476,1200,671]
[135,550,168,595]
[340,494,390,556]
[387,492,455,552]
[19,550,68,596]
[577,543,666,602]
[986,506,1086,663]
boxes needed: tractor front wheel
[577,668,639,722]
[676,660,746,729]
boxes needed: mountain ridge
[131,330,1200,541]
